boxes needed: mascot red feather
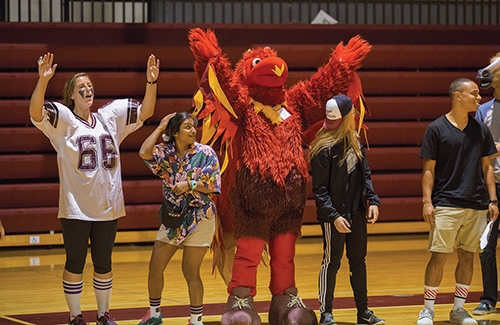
[188,28,371,325]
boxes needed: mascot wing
[291,35,372,145]
[189,28,240,174]
[189,28,221,79]
[335,35,371,116]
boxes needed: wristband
[489,199,498,204]
[147,80,157,84]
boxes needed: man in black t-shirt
[416,78,499,325]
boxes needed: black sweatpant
[318,211,368,315]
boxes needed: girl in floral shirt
[138,112,221,325]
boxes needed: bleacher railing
[1,0,498,25]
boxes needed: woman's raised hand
[159,112,176,129]
[146,54,160,83]
[37,53,57,81]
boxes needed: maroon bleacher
[0,23,497,236]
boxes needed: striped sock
[423,285,438,311]
[190,305,203,325]
[453,283,470,310]
[63,280,83,319]
[149,297,162,318]
[93,277,113,318]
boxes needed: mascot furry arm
[288,35,372,136]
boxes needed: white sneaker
[417,309,433,325]
[449,308,477,325]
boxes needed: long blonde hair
[309,110,363,166]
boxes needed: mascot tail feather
[346,72,370,116]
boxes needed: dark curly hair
[163,112,198,143]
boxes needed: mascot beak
[244,56,288,87]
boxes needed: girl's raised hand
[37,53,57,81]
[146,54,160,83]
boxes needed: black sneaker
[319,312,336,325]
[472,301,497,315]
[69,314,87,325]
[357,309,385,325]
[96,312,117,325]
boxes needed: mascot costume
[188,28,372,325]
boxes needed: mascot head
[236,46,288,88]
[477,52,500,89]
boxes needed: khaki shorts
[156,216,215,247]
[428,206,488,253]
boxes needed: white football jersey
[31,99,143,221]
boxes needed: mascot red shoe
[188,28,371,325]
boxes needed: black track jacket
[311,143,380,223]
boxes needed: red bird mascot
[188,28,371,325]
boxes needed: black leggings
[60,218,118,274]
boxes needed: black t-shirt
[419,115,496,209]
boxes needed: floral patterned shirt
[145,141,221,242]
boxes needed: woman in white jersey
[29,53,160,325]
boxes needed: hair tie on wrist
[147,80,157,84]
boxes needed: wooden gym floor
[1,225,500,325]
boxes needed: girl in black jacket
[309,94,384,325]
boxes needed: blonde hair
[309,110,362,166]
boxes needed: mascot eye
[251,58,261,67]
